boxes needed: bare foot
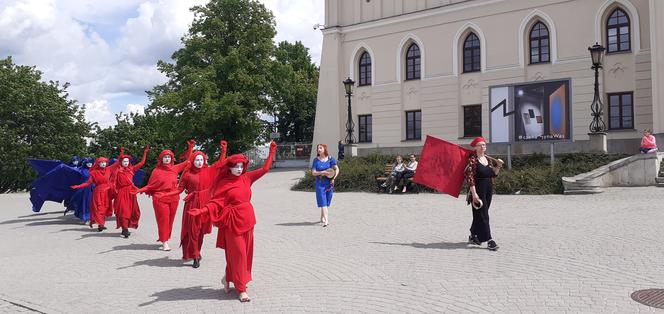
[239,292,251,302]
[221,276,230,294]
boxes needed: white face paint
[72,160,79,166]
[121,158,130,168]
[193,155,205,169]
[162,155,172,164]
[98,162,107,168]
[230,163,243,176]
[86,162,93,168]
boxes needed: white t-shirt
[406,161,418,171]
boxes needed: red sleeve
[464,155,477,188]
[72,176,94,189]
[174,160,190,173]
[247,145,276,184]
[133,149,148,171]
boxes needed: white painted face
[230,163,243,176]
[162,154,172,165]
[72,160,79,166]
[86,162,93,168]
[193,155,205,169]
[98,161,107,168]
[121,158,130,168]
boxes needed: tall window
[405,43,421,80]
[529,22,550,64]
[463,105,482,137]
[463,33,481,73]
[358,52,372,86]
[606,8,630,53]
[406,110,421,140]
[608,92,633,130]
[358,114,372,143]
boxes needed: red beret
[470,137,486,147]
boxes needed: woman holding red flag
[71,156,120,231]
[464,137,502,251]
[115,145,149,238]
[191,140,276,302]
[161,140,228,268]
[136,140,194,251]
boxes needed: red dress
[138,145,192,242]
[71,157,118,227]
[199,145,275,293]
[114,150,147,230]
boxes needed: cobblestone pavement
[0,170,662,313]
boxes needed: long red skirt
[153,196,179,242]
[115,187,140,229]
[181,193,212,260]
[91,186,111,227]
[220,228,254,293]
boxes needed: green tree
[147,0,277,157]
[269,41,319,143]
[0,57,90,192]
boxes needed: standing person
[190,140,276,302]
[311,144,339,227]
[639,128,658,153]
[464,137,502,251]
[136,140,194,251]
[114,145,149,238]
[71,156,120,231]
[395,154,418,193]
[163,140,227,268]
[337,140,345,160]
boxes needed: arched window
[463,33,481,73]
[358,52,371,86]
[606,8,630,53]
[529,22,550,64]
[405,43,421,80]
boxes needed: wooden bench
[375,163,418,193]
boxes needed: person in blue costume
[65,157,94,223]
[310,144,340,227]
[28,155,87,213]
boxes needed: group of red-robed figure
[71,139,277,301]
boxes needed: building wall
[314,0,659,158]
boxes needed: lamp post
[342,77,355,144]
[588,42,607,133]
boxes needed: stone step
[658,183,664,188]
[656,177,664,184]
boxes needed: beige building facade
[312,0,664,158]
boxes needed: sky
[0,0,324,128]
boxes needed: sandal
[221,276,231,294]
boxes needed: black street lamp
[342,77,355,144]
[588,42,607,133]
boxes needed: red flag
[414,135,473,198]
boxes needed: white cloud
[125,103,145,115]
[85,100,116,128]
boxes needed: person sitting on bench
[381,156,405,192]
[395,155,418,193]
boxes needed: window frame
[607,91,634,130]
[463,33,481,73]
[358,52,372,86]
[405,110,422,140]
[405,43,421,81]
[529,21,550,64]
[463,104,482,138]
[606,8,631,54]
[358,114,372,143]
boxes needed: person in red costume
[70,156,120,231]
[115,145,149,238]
[136,140,194,251]
[191,140,276,302]
[162,140,228,268]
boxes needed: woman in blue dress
[311,144,339,227]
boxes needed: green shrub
[292,153,630,195]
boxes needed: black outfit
[467,158,495,243]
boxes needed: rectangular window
[607,92,633,130]
[463,105,482,137]
[358,114,372,143]
[406,110,421,140]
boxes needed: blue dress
[312,157,336,207]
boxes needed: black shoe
[487,240,499,251]
[192,258,200,268]
[98,225,107,232]
[121,229,130,238]
[468,235,481,246]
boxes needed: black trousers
[395,170,415,187]
[469,188,492,243]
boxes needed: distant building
[312,0,664,157]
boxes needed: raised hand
[144,145,150,153]
[220,140,228,150]
[188,139,196,147]
[269,140,277,152]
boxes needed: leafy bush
[292,152,629,195]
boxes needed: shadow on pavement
[118,256,186,270]
[139,286,234,307]
[275,221,320,227]
[55,227,97,233]
[0,216,63,225]
[78,232,124,240]
[370,241,482,250]
[98,243,162,253]
[23,218,84,227]
[17,211,64,218]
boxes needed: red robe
[198,144,275,293]
[71,157,118,227]
[138,144,192,242]
[114,149,147,229]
